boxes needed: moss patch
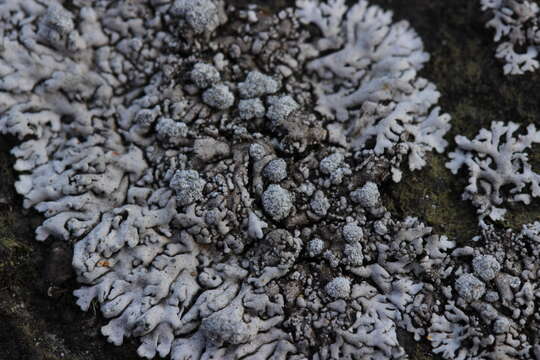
[374,0,540,240]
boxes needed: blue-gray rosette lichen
[10,0,540,359]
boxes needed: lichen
[1,0,523,359]
[298,0,452,181]
[481,0,540,75]
[447,121,540,228]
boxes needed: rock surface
[2,0,540,359]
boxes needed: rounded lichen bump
[10,0,539,359]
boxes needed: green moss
[464,60,482,83]
[384,154,478,243]
[397,329,445,360]
[374,0,540,247]
[0,213,25,252]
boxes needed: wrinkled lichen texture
[481,0,540,75]
[297,0,451,182]
[1,1,540,360]
[0,0,453,358]
[0,0,455,356]
[447,121,540,228]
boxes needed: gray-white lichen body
[428,224,540,360]
[238,71,280,98]
[191,62,221,88]
[481,0,540,74]
[202,83,235,109]
[447,121,540,227]
[0,0,498,359]
[262,184,293,221]
[297,0,451,181]
[170,170,206,207]
[171,0,222,34]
